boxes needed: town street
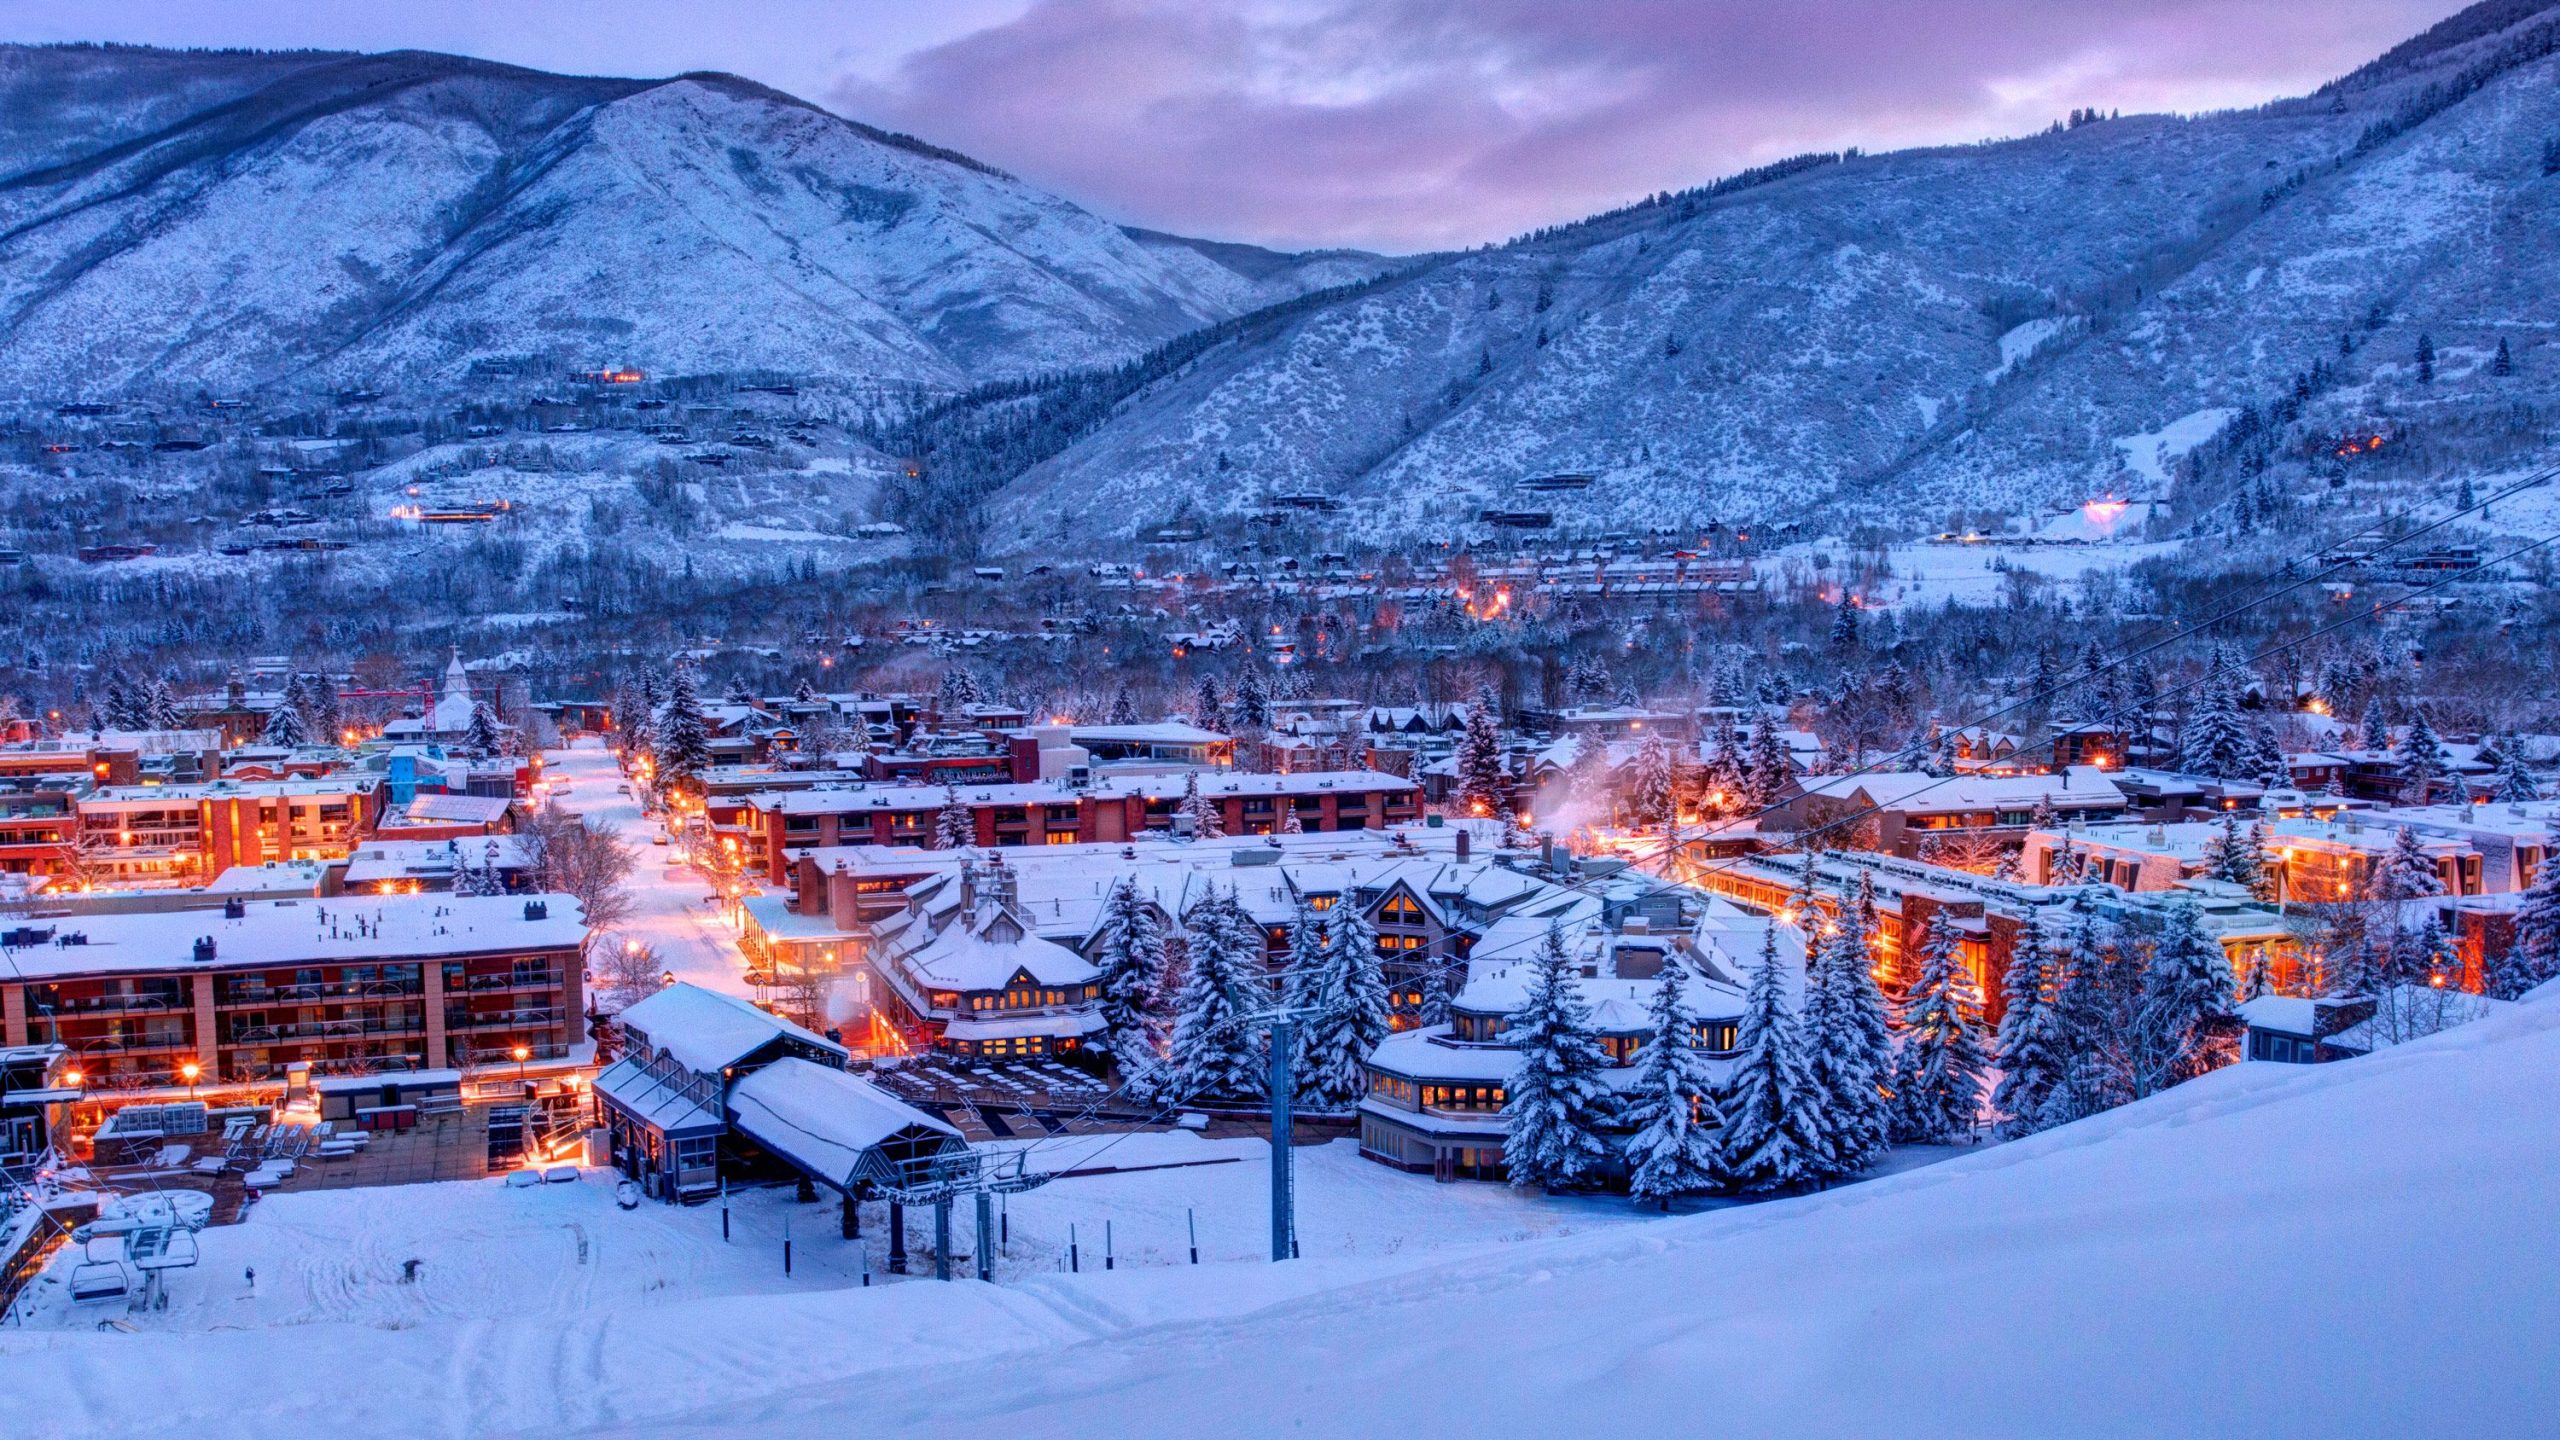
[541,739,753,996]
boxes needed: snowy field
[6,1134,1643,1338]
[4,992,2551,1438]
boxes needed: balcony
[459,970,563,994]
[226,1017,427,1045]
[445,1007,564,1031]
[218,981,423,1007]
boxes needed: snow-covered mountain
[980,0,2560,546]
[0,46,1383,396]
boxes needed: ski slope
[3,997,2553,1437]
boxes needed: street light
[512,1043,531,1088]
[180,1060,201,1098]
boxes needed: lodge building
[0,893,587,1086]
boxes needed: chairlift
[68,1260,132,1303]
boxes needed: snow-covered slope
[0,47,1383,395]
[5,987,2552,1437]
[986,0,2560,545]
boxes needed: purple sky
[0,0,2475,251]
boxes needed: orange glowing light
[62,1068,82,1086]
[2082,499,2130,524]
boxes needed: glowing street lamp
[512,1043,531,1087]
[180,1060,201,1098]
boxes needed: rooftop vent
[192,937,217,963]
[523,900,549,921]
[221,898,247,920]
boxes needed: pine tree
[1501,925,1616,1191]
[2485,848,2560,999]
[1193,675,1226,731]
[2494,336,2514,376]
[2415,332,2435,383]
[2491,740,2541,803]
[146,680,182,731]
[1293,900,1391,1109]
[1828,592,1860,651]
[2133,905,2240,1095]
[1093,879,1169,1077]
[1801,894,1889,1177]
[101,669,143,731]
[1278,796,1304,835]
[1712,927,1823,1193]
[1747,720,1794,808]
[1177,772,1225,838]
[2377,824,2446,900]
[306,673,343,745]
[1991,914,2064,1139]
[2200,810,2263,890]
[261,702,307,747]
[1416,964,1454,1028]
[1453,704,1507,817]
[463,701,503,755]
[2038,916,2139,1127]
[2360,696,2392,752]
[933,784,976,850]
[1233,666,1272,731]
[1621,963,1721,1208]
[2395,709,2446,803]
[652,665,711,792]
[2177,665,2255,780]
[452,840,507,897]
[1888,916,1988,1144]
[1625,732,1675,828]
[1160,890,1266,1102]
[1107,685,1139,725]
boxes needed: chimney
[192,937,218,963]
[222,898,247,920]
[1455,828,1471,861]
[523,900,548,921]
[1540,832,1556,872]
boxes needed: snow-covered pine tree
[1292,900,1391,1110]
[146,679,183,731]
[101,669,142,731]
[1093,878,1169,1078]
[1452,704,1507,818]
[652,665,711,792]
[1748,720,1793,808]
[1887,915,1988,1144]
[1160,889,1267,1102]
[1177,772,1225,838]
[1990,912,2064,1139]
[1712,926,1823,1193]
[1621,962,1721,1208]
[2491,739,2541,803]
[1802,895,1889,1177]
[1233,666,1272,731]
[933,784,976,850]
[1501,924,1617,1191]
[1416,963,1453,1028]
[2038,915,2138,1128]
[2395,709,2447,803]
[306,673,343,744]
[1828,592,1860,651]
[1193,675,1226,731]
[2360,696,2392,752]
[453,841,507,897]
[1107,685,1139,725]
[2132,904,2240,1096]
[793,678,815,704]
[463,701,503,755]
[2200,810,2263,890]
[1626,732,1675,828]
[1278,795,1304,834]
[261,701,307,747]
[1282,897,1329,1008]
[2485,846,2560,998]
[2177,665,2254,780]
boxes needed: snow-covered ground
[540,741,755,996]
[6,991,2552,1436]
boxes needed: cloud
[827,0,2469,252]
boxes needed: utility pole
[1268,1015,1295,1263]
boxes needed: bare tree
[520,803,638,951]
[592,936,665,1013]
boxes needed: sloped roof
[619,983,844,1075]
[727,1058,960,1187]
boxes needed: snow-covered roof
[399,793,513,825]
[1800,768,2126,813]
[942,1012,1106,1041]
[2237,995,2320,1036]
[0,892,585,980]
[726,1058,959,1185]
[899,918,1097,991]
[204,860,329,894]
[593,1055,722,1136]
[618,983,845,1075]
